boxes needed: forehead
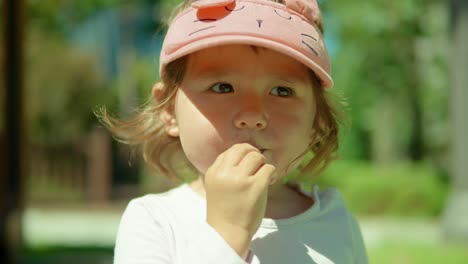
[185,44,311,83]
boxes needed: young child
[102,0,368,263]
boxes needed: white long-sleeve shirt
[114,184,368,264]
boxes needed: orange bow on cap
[192,0,321,25]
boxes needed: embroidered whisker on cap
[160,0,333,88]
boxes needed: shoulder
[309,186,363,241]
[314,187,362,226]
[125,183,203,222]
[114,184,199,263]
[118,184,190,231]
[130,184,190,210]
[313,186,368,263]
[115,184,202,254]
[311,185,349,214]
[311,185,360,228]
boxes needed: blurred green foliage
[28,0,125,35]
[310,160,449,217]
[326,0,448,165]
[24,31,114,145]
[369,242,468,264]
[307,0,450,218]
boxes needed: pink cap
[160,0,333,88]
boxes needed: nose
[234,110,268,130]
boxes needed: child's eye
[210,82,234,93]
[270,86,295,97]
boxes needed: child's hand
[205,143,276,258]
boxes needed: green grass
[20,242,468,264]
[369,242,468,264]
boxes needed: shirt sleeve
[114,199,173,264]
[113,199,250,264]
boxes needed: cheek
[174,92,225,174]
[180,135,221,174]
[270,105,315,170]
[277,118,312,156]
[272,102,315,140]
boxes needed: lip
[234,141,268,153]
[248,144,266,153]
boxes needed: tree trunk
[441,0,468,242]
[1,0,25,263]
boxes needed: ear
[160,108,179,137]
[152,82,165,102]
[152,82,179,137]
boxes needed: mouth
[234,141,267,154]
[249,144,266,153]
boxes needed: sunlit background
[1,0,468,263]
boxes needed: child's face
[167,44,316,178]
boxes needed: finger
[206,151,225,175]
[253,164,276,188]
[238,151,266,176]
[222,143,260,166]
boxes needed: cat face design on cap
[188,0,322,57]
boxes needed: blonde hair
[97,0,342,182]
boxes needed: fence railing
[26,127,113,205]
